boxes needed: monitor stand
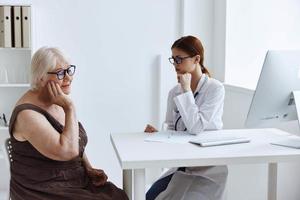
[271,91,300,149]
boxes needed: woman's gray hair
[30,47,70,90]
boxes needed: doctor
[145,35,228,200]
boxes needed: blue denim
[146,167,185,200]
[146,173,173,200]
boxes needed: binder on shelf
[21,6,31,48]
[0,6,12,48]
[13,6,22,48]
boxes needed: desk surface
[110,128,300,169]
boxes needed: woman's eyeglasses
[47,65,76,80]
[168,55,193,65]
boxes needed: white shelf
[0,47,31,51]
[0,4,31,6]
[0,4,31,144]
[0,83,30,88]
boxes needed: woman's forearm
[82,152,93,169]
[59,104,79,158]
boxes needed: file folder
[21,6,31,48]
[0,6,12,47]
[13,6,21,48]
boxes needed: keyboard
[271,138,300,149]
[189,136,250,147]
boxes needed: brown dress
[8,103,128,200]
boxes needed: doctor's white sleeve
[173,85,225,134]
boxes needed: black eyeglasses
[47,65,76,80]
[168,55,193,65]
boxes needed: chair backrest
[4,138,12,168]
[1,137,11,200]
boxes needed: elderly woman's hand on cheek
[47,81,74,110]
[86,168,108,187]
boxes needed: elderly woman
[8,47,128,200]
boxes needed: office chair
[3,138,11,200]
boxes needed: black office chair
[3,138,12,200]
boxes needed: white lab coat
[155,74,228,200]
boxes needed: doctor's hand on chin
[177,73,192,92]
[144,124,158,133]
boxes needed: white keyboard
[189,136,250,147]
[271,138,300,149]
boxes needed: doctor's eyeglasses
[48,65,76,80]
[168,55,193,65]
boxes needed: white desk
[110,128,300,200]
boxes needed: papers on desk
[144,131,196,144]
[144,130,251,146]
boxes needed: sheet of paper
[144,130,197,144]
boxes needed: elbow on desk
[187,126,205,135]
[187,117,223,135]
[186,118,210,135]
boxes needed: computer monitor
[246,50,300,128]
[245,50,300,148]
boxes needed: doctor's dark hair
[171,35,211,77]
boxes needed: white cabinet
[0,48,31,129]
[0,5,31,197]
[0,4,32,129]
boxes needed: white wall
[225,0,300,89]
[212,0,226,82]
[0,0,184,186]
[183,0,226,81]
[183,0,214,74]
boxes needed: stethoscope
[174,75,208,131]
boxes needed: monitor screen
[245,50,300,128]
